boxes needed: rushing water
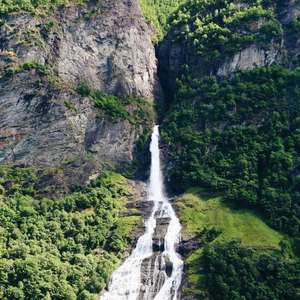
[100,125,183,300]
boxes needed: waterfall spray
[100,126,183,300]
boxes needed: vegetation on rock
[0,0,95,15]
[167,0,280,64]
[0,0,300,298]
[138,0,184,40]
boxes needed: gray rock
[0,0,162,101]
[0,0,161,173]
[217,42,282,76]
[282,1,300,23]
[0,79,143,170]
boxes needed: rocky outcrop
[0,0,160,174]
[0,0,162,100]
[217,42,282,76]
[158,33,283,102]
[157,28,187,105]
[0,73,144,170]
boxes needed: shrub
[76,82,92,97]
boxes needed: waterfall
[100,125,183,300]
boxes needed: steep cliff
[0,0,161,180]
[158,0,300,102]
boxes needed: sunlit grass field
[175,187,285,290]
[176,187,283,248]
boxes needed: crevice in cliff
[156,46,174,110]
[155,42,177,111]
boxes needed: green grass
[176,187,283,248]
[176,187,284,292]
[104,171,126,185]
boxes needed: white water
[100,125,183,300]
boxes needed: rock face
[0,74,142,170]
[156,28,187,105]
[0,0,160,173]
[157,1,300,102]
[158,33,283,102]
[217,43,282,76]
[0,0,161,100]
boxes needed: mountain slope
[0,1,159,298]
[156,0,300,298]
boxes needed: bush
[259,20,283,39]
[76,82,92,97]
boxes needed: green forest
[138,0,184,40]
[204,241,300,299]
[0,167,139,299]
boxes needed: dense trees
[168,0,279,64]
[203,241,300,300]
[0,169,138,299]
[138,0,184,40]
[160,1,300,298]
[162,66,300,251]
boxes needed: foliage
[285,18,300,36]
[0,0,99,15]
[259,19,283,39]
[138,0,184,41]
[1,61,49,79]
[76,81,92,97]
[203,241,300,299]
[161,1,300,297]
[64,100,79,113]
[168,0,277,64]
[0,169,139,299]
[162,66,300,254]
[76,82,154,127]
[92,90,130,121]
[0,0,67,14]
[42,19,57,32]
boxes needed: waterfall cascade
[100,125,183,300]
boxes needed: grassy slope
[177,187,283,247]
[176,187,284,291]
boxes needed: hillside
[0,0,157,298]
[157,0,300,298]
[175,189,299,299]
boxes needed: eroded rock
[0,0,161,175]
